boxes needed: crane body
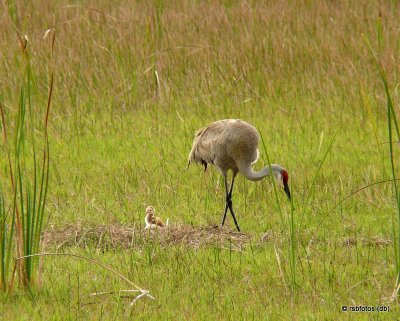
[188,119,290,232]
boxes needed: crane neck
[239,163,282,182]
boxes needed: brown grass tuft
[42,223,254,250]
[42,223,392,251]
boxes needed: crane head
[145,206,155,217]
[271,165,291,201]
[281,170,291,201]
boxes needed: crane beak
[283,181,291,201]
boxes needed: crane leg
[221,176,241,232]
[221,178,233,226]
[221,203,229,226]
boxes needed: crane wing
[188,119,259,173]
[188,121,227,170]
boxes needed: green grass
[1,0,400,319]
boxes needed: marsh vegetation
[0,0,400,319]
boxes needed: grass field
[1,0,400,319]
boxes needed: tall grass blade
[260,133,296,291]
[0,191,6,289]
[366,15,400,294]
[0,54,52,291]
[299,133,336,229]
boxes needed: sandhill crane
[144,206,165,229]
[188,119,291,232]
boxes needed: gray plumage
[188,119,291,231]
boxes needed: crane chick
[144,206,165,229]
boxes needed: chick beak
[283,181,291,201]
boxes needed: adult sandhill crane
[188,119,291,232]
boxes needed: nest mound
[42,223,261,250]
[42,223,391,251]
[157,224,253,248]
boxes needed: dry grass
[1,0,399,117]
[42,223,390,251]
[2,0,400,318]
[342,236,391,247]
[42,223,253,250]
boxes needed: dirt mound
[42,223,261,250]
[42,223,391,251]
